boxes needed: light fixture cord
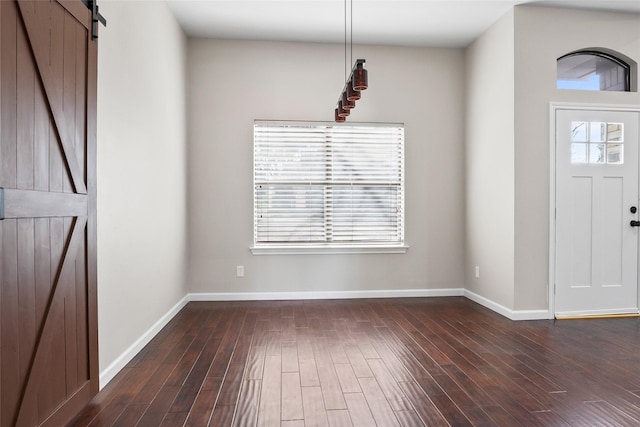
[344,0,347,81]
[350,0,353,68]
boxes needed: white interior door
[555,109,640,317]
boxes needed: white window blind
[254,121,404,249]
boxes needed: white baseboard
[464,290,552,321]
[99,294,189,389]
[189,288,464,302]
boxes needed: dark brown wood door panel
[1,1,98,426]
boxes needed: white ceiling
[166,0,640,48]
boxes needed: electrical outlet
[474,266,480,279]
[236,265,245,278]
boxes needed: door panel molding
[57,0,91,28]
[3,189,87,218]
[17,0,88,194]
[85,13,100,396]
[15,217,87,427]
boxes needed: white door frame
[549,102,640,318]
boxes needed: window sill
[250,244,409,255]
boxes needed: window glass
[557,51,630,92]
[570,121,624,165]
[571,121,588,142]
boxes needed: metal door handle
[631,220,640,227]
[0,188,4,220]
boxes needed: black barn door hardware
[82,0,107,41]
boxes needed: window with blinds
[253,121,404,250]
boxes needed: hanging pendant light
[342,92,355,109]
[337,100,350,117]
[352,61,368,91]
[334,0,367,122]
[335,59,366,122]
[347,83,361,101]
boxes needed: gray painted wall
[97,0,188,373]
[186,40,466,295]
[513,6,640,310]
[464,5,640,313]
[465,10,516,309]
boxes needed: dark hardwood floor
[68,297,640,426]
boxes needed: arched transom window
[557,50,631,92]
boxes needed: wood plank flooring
[68,297,640,426]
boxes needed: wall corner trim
[99,294,190,389]
[464,289,552,320]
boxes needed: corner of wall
[463,8,516,311]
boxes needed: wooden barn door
[0,0,98,426]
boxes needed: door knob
[631,220,640,227]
